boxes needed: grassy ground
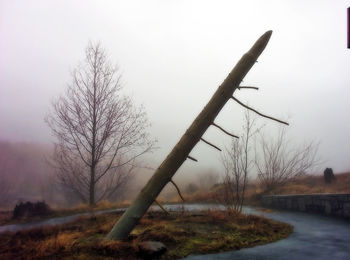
[181,172,350,205]
[0,210,292,259]
[0,200,129,226]
[272,172,350,195]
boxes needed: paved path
[0,203,221,233]
[185,207,350,260]
[2,203,350,259]
[0,208,125,233]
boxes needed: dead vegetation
[269,171,350,195]
[0,200,129,226]
[0,210,292,259]
[176,172,350,206]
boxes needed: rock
[138,241,167,258]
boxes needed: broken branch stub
[107,30,273,240]
[231,96,289,125]
[170,180,185,202]
[187,155,198,162]
[200,138,222,151]
[154,200,170,215]
[238,86,259,90]
[212,122,239,139]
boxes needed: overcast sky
[1,0,349,177]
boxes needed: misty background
[0,0,349,207]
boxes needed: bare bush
[13,201,52,219]
[255,127,319,193]
[324,168,336,184]
[45,42,155,205]
[220,111,258,212]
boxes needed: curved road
[0,204,219,233]
[1,204,350,259]
[185,206,350,260]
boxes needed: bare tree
[46,42,154,206]
[220,110,258,213]
[255,127,319,193]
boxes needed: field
[181,172,350,205]
[269,172,350,195]
[0,210,292,259]
[2,172,348,259]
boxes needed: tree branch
[212,123,239,139]
[200,138,222,151]
[154,200,170,215]
[170,180,185,202]
[238,86,259,90]
[231,96,289,125]
[187,155,198,162]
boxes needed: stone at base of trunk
[138,241,167,258]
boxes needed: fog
[1,0,349,199]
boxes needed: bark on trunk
[107,30,273,240]
[89,166,95,206]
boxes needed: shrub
[324,168,336,184]
[13,201,52,219]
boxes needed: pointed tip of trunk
[261,30,273,41]
[248,30,273,57]
[265,30,273,36]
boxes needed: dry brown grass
[179,172,350,206]
[0,209,292,259]
[0,213,120,260]
[54,200,130,215]
[0,200,130,227]
[271,172,350,195]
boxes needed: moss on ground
[0,210,292,259]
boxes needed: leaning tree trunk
[107,30,273,240]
